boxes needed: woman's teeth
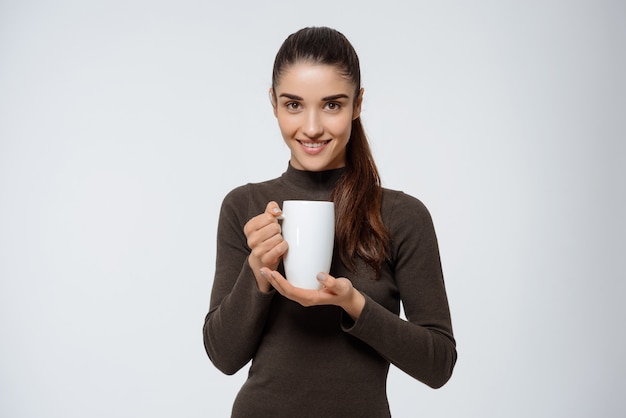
[300,141,328,148]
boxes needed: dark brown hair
[272,27,389,274]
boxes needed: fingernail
[316,272,326,282]
[260,270,267,277]
[272,207,281,214]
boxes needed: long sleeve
[342,191,457,388]
[203,186,276,375]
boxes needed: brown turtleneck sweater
[203,164,456,417]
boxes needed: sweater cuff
[340,293,374,334]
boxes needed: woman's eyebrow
[278,93,351,101]
[321,94,350,101]
[279,93,303,100]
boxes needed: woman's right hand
[243,201,288,292]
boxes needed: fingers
[260,268,281,286]
[244,201,287,270]
[267,201,283,218]
[261,268,318,307]
[316,272,330,286]
[251,233,288,266]
[260,268,289,296]
[246,221,281,249]
[243,201,282,237]
[316,273,343,293]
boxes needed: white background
[1,1,625,417]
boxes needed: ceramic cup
[280,200,335,289]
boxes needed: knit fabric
[204,164,456,417]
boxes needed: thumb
[265,201,283,218]
[317,272,335,286]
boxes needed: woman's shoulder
[220,175,285,219]
[381,187,435,231]
[382,187,431,215]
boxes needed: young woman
[203,27,456,417]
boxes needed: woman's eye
[326,102,340,111]
[286,102,300,110]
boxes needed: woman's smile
[298,139,331,154]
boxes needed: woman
[203,27,456,417]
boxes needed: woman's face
[272,62,362,171]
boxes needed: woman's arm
[203,190,283,375]
[343,192,456,388]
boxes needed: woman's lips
[298,140,331,155]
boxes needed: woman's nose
[302,110,323,139]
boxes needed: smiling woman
[203,26,456,417]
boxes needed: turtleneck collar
[280,163,345,197]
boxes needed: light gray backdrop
[1,1,624,417]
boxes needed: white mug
[280,200,335,289]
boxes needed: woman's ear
[353,88,364,120]
[269,88,277,117]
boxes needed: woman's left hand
[260,268,365,320]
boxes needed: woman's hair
[272,27,389,274]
